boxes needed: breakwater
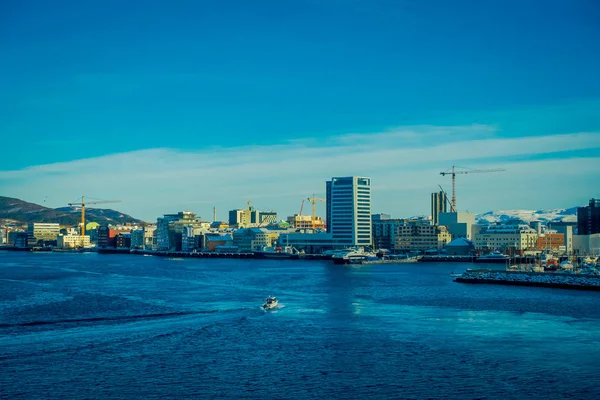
[455,269,600,291]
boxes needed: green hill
[0,196,145,226]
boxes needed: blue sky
[1,0,599,221]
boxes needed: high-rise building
[577,198,600,235]
[431,191,448,226]
[326,176,372,248]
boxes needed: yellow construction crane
[67,196,121,238]
[307,194,325,228]
[440,166,506,212]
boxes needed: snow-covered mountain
[475,207,578,225]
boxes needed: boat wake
[0,310,220,329]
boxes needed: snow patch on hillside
[476,207,578,225]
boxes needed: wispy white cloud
[1,126,598,221]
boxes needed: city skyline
[1,1,599,221]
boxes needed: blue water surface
[1,252,599,399]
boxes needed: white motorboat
[262,296,278,310]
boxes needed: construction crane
[67,196,121,238]
[307,194,325,228]
[299,199,305,216]
[440,166,506,212]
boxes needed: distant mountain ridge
[475,207,578,225]
[0,196,145,226]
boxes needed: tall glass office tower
[326,176,372,248]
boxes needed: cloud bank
[1,125,598,221]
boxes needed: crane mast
[67,196,121,240]
[307,194,325,229]
[439,166,506,212]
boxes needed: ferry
[475,251,509,263]
[332,247,378,264]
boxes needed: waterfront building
[27,222,60,247]
[438,212,475,240]
[201,233,234,252]
[181,225,196,252]
[577,198,600,235]
[445,237,474,256]
[131,229,145,249]
[232,228,272,252]
[326,176,372,248]
[394,225,452,253]
[431,191,448,226]
[474,224,538,253]
[97,225,118,248]
[144,225,156,250]
[156,212,206,251]
[372,218,408,251]
[116,233,131,249]
[57,234,91,249]
[278,232,341,254]
[8,231,28,248]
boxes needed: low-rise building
[535,232,565,252]
[474,224,538,253]
[395,225,452,252]
[202,233,234,251]
[232,228,273,252]
[116,233,131,249]
[57,234,91,249]
[445,237,475,256]
[97,226,118,248]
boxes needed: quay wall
[455,270,600,291]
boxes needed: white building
[573,234,600,256]
[57,234,91,249]
[438,212,475,240]
[326,176,372,248]
[474,224,538,252]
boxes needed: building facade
[27,223,60,247]
[474,224,538,253]
[431,191,448,226]
[577,198,600,235]
[57,234,91,249]
[232,228,273,252]
[439,212,475,240]
[394,225,452,252]
[326,176,372,248]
